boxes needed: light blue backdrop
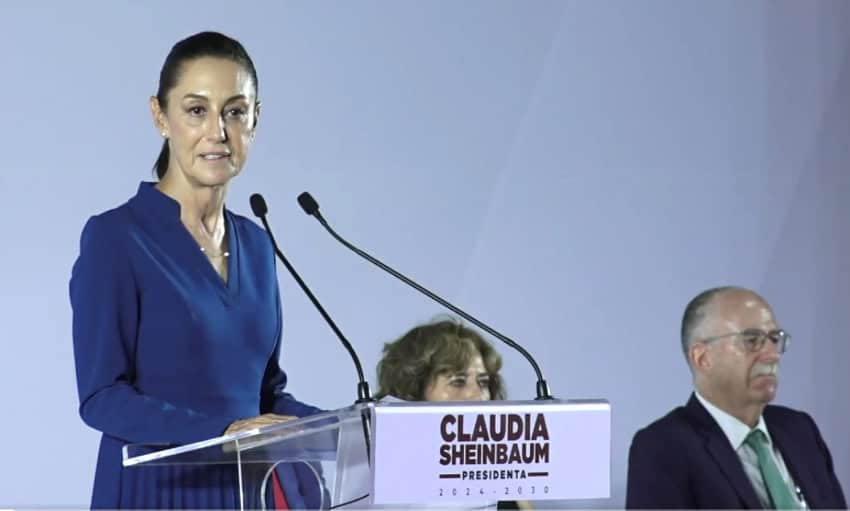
[1,1,848,507]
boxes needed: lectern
[124,399,610,508]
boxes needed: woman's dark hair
[376,316,506,401]
[153,31,258,179]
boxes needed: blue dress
[70,182,323,509]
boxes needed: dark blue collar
[132,181,183,224]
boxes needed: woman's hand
[224,413,296,435]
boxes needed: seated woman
[376,317,506,402]
[375,317,529,510]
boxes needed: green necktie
[744,429,799,509]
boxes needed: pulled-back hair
[152,31,258,179]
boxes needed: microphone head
[297,192,320,216]
[249,193,268,218]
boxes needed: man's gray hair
[680,286,741,363]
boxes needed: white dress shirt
[695,392,806,508]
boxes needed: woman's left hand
[224,413,297,435]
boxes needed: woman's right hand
[224,413,296,435]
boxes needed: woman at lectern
[70,31,321,509]
[376,317,530,510]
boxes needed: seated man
[626,286,846,509]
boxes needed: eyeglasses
[701,328,791,354]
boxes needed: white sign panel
[370,399,610,505]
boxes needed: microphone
[250,193,373,404]
[296,192,554,400]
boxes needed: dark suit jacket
[626,393,846,509]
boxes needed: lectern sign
[370,400,610,505]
